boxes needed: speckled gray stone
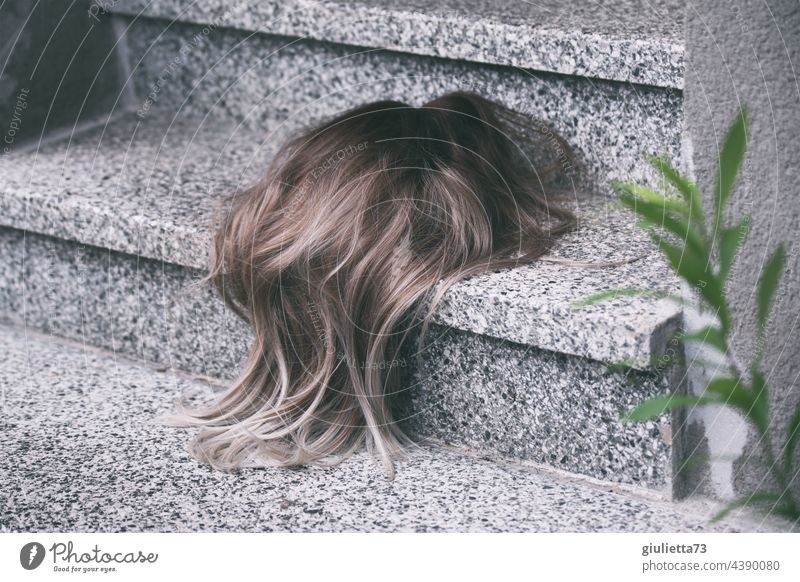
[110,0,685,88]
[118,17,683,195]
[0,228,676,487]
[0,109,681,368]
[0,12,688,490]
[0,228,249,380]
[397,324,675,490]
[1,325,789,532]
[0,113,275,271]
[431,206,683,368]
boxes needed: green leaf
[681,326,727,353]
[773,504,800,521]
[749,367,770,435]
[704,376,769,434]
[714,105,749,240]
[652,234,720,303]
[719,215,751,281]
[712,491,783,522]
[612,181,690,217]
[647,155,706,234]
[624,394,716,422]
[572,287,682,309]
[653,234,706,285]
[619,193,707,259]
[706,376,752,407]
[783,399,800,476]
[651,232,731,331]
[757,244,785,334]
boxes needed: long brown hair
[170,91,578,475]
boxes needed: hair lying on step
[166,91,580,477]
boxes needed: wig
[171,91,579,475]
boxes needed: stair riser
[0,228,248,380]
[108,0,684,89]
[119,16,683,196]
[401,324,672,489]
[0,227,674,490]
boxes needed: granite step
[109,0,685,89]
[0,111,682,368]
[106,10,683,197]
[1,324,788,533]
[0,110,685,492]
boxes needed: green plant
[578,105,799,522]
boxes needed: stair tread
[0,111,681,368]
[2,324,782,533]
[111,0,685,89]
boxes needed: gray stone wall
[682,0,800,499]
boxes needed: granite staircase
[0,0,767,531]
